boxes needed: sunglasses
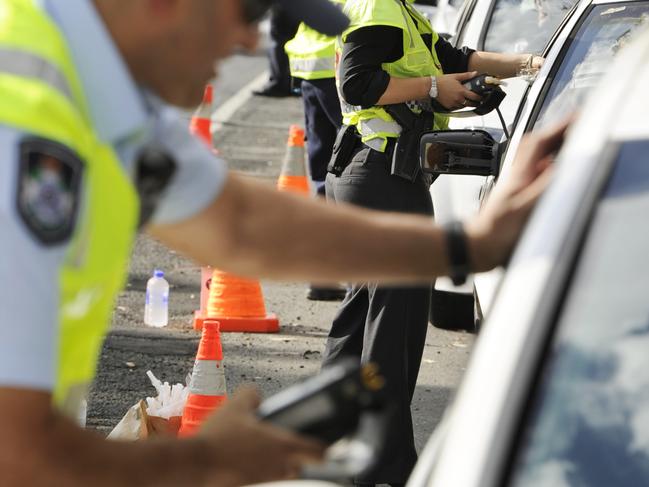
[241,0,275,24]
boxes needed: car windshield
[483,0,577,53]
[508,140,649,486]
[534,2,649,129]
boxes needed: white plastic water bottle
[144,269,169,327]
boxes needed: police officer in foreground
[0,0,565,485]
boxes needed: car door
[419,128,649,487]
[411,30,649,487]
[473,0,649,314]
[430,0,578,301]
[505,138,649,486]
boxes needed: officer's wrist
[428,75,438,99]
[463,219,495,274]
[443,222,472,285]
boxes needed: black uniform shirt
[340,21,475,108]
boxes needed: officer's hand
[532,56,544,70]
[198,387,326,486]
[466,117,572,271]
[435,72,482,110]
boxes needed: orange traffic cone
[194,269,279,333]
[192,267,213,330]
[178,320,227,437]
[277,125,310,194]
[189,85,214,147]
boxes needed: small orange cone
[194,269,279,333]
[277,125,310,195]
[189,85,214,147]
[192,267,213,330]
[178,320,227,437]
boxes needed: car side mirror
[420,130,501,177]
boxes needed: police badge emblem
[16,137,83,245]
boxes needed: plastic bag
[107,371,189,440]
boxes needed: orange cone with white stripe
[193,269,279,333]
[189,85,214,147]
[178,320,227,436]
[277,125,310,195]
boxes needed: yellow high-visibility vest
[285,0,345,80]
[337,0,450,152]
[0,0,139,418]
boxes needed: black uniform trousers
[301,78,342,196]
[324,142,433,485]
[266,8,299,93]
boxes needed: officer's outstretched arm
[0,387,323,486]
[468,51,544,79]
[149,173,451,284]
[148,119,569,284]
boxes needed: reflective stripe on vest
[358,118,402,151]
[0,0,139,419]
[0,47,74,103]
[285,25,337,80]
[289,56,335,77]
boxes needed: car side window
[507,140,649,486]
[483,0,577,53]
[533,3,649,129]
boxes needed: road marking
[211,70,269,130]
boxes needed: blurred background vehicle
[428,0,578,331]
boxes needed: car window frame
[477,0,499,50]
[522,1,647,134]
[540,0,582,56]
[521,4,594,134]
[453,0,479,47]
[495,140,624,486]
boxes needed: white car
[257,20,649,487]
[465,0,649,321]
[414,19,649,487]
[429,0,577,330]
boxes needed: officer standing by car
[0,0,559,484]
[323,0,543,485]
[285,0,348,301]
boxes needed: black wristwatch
[444,221,471,286]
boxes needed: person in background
[323,0,544,485]
[254,5,300,97]
[285,0,348,301]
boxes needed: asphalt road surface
[87,43,475,460]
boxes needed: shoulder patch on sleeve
[16,137,84,245]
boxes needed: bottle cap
[154,269,165,278]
